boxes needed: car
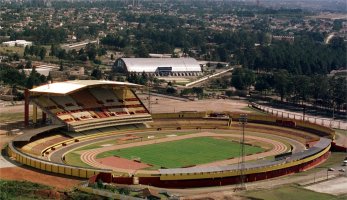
[328,168,335,171]
[339,169,345,172]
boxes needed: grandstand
[27,80,152,132]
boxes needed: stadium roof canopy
[30,80,141,95]
[118,58,201,73]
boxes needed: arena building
[114,58,202,76]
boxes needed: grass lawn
[0,112,24,122]
[290,152,347,177]
[241,184,346,200]
[96,137,264,168]
[241,106,269,115]
[0,46,24,56]
[64,152,92,168]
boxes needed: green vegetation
[97,137,264,168]
[0,112,24,122]
[0,180,50,200]
[241,106,268,115]
[0,63,47,90]
[241,184,346,200]
[0,180,105,200]
[291,152,346,177]
[65,131,198,167]
[64,152,92,168]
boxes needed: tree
[310,75,329,104]
[166,87,176,94]
[231,68,245,90]
[135,44,149,58]
[39,47,47,60]
[255,75,270,96]
[231,68,255,93]
[57,49,67,60]
[25,67,44,89]
[0,64,26,86]
[292,75,310,103]
[86,43,97,60]
[50,44,59,56]
[91,67,102,80]
[273,70,290,101]
[59,61,64,71]
[25,60,32,69]
[24,45,30,57]
[216,63,224,69]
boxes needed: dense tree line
[126,72,150,85]
[231,68,347,111]
[0,63,47,89]
[50,43,106,62]
[248,37,346,75]
[24,45,47,60]
[10,24,67,45]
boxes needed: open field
[0,46,24,56]
[96,137,264,168]
[289,152,347,177]
[241,184,346,200]
[305,177,347,196]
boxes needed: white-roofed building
[114,58,202,76]
[22,65,59,77]
[2,40,32,47]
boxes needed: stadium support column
[42,111,46,124]
[33,104,37,124]
[228,117,232,127]
[24,89,29,127]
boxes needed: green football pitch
[96,137,264,168]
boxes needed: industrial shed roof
[119,58,201,73]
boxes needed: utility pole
[237,114,247,191]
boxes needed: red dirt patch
[96,156,150,170]
[119,135,143,141]
[0,166,81,190]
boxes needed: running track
[79,132,296,174]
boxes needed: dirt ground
[138,94,250,113]
[96,156,151,170]
[0,166,82,190]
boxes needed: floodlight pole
[238,114,247,190]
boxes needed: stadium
[6,80,342,188]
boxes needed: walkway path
[252,103,347,131]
